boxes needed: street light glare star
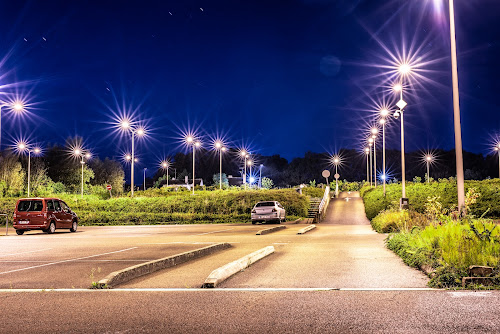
[393,84,403,92]
[380,108,389,117]
[195,141,201,147]
[215,141,222,149]
[74,149,81,155]
[18,142,26,150]
[136,128,145,136]
[121,120,130,129]
[186,136,194,144]
[13,102,24,112]
[34,147,41,154]
[399,63,411,75]
[371,128,378,135]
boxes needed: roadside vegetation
[362,179,500,288]
[0,189,309,225]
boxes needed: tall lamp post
[186,135,201,195]
[447,0,465,213]
[333,156,340,197]
[368,138,374,187]
[393,80,408,207]
[425,155,433,184]
[143,168,147,191]
[247,160,253,188]
[380,108,389,196]
[120,120,146,197]
[214,141,226,190]
[494,145,500,178]
[259,164,263,189]
[161,161,169,187]
[240,150,249,190]
[73,148,91,198]
[371,128,378,187]
[0,101,24,149]
[17,142,41,197]
[364,147,370,184]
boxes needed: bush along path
[362,179,500,289]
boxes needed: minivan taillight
[251,209,256,213]
[271,208,277,212]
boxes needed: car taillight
[251,209,256,213]
[13,213,16,219]
[272,208,277,212]
[44,213,47,219]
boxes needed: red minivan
[13,198,79,235]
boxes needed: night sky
[0,1,499,179]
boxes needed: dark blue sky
[0,0,499,171]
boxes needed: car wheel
[16,229,24,235]
[70,220,78,232]
[47,222,56,234]
[252,221,257,225]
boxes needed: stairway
[308,197,322,220]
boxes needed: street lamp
[143,168,147,191]
[17,142,41,197]
[73,148,91,198]
[186,135,201,195]
[371,128,378,187]
[240,150,249,190]
[259,164,264,189]
[120,120,146,197]
[247,160,253,188]
[333,156,340,197]
[380,108,389,196]
[425,155,433,184]
[368,140,373,187]
[494,145,500,178]
[0,101,25,149]
[214,141,226,190]
[446,0,465,213]
[161,161,169,187]
[393,80,408,206]
[364,147,370,184]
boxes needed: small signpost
[106,184,112,198]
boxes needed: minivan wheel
[47,222,56,234]
[70,221,77,232]
[16,230,24,235]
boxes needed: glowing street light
[0,101,25,149]
[393,81,408,207]
[371,128,378,187]
[161,160,170,187]
[364,147,370,184]
[240,150,249,190]
[214,141,226,190]
[333,156,340,197]
[186,135,201,195]
[379,109,389,196]
[17,142,41,197]
[424,155,433,184]
[119,119,146,197]
[73,147,92,198]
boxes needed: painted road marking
[0,248,53,257]
[0,287,442,292]
[193,228,235,236]
[0,247,138,275]
[449,291,493,298]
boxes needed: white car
[251,201,286,224]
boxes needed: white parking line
[193,228,235,236]
[0,287,442,292]
[0,247,138,275]
[0,248,53,257]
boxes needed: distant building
[227,175,243,186]
[159,176,203,190]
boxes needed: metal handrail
[316,186,330,222]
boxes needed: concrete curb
[203,246,275,288]
[97,243,231,288]
[285,219,301,225]
[256,225,286,235]
[297,225,316,234]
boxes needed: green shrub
[301,187,324,198]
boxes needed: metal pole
[369,145,373,187]
[0,106,2,150]
[335,164,338,197]
[374,139,377,187]
[498,153,500,178]
[27,150,31,197]
[259,165,262,189]
[81,157,84,198]
[244,157,247,190]
[4,215,7,236]
[383,123,386,196]
[192,146,195,195]
[166,166,169,187]
[219,150,222,190]
[427,161,430,184]
[449,0,465,213]
[401,110,406,199]
[131,132,135,197]
[143,168,146,191]
[366,153,369,184]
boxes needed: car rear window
[255,202,275,207]
[17,200,44,212]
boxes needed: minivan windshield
[255,202,275,207]
[17,200,44,212]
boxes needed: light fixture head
[393,84,402,92]
[399,63,411,75]
[380,108,389,117]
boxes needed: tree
[0,153,25,197]
[212,173,229,189]
[261,177,274,189]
